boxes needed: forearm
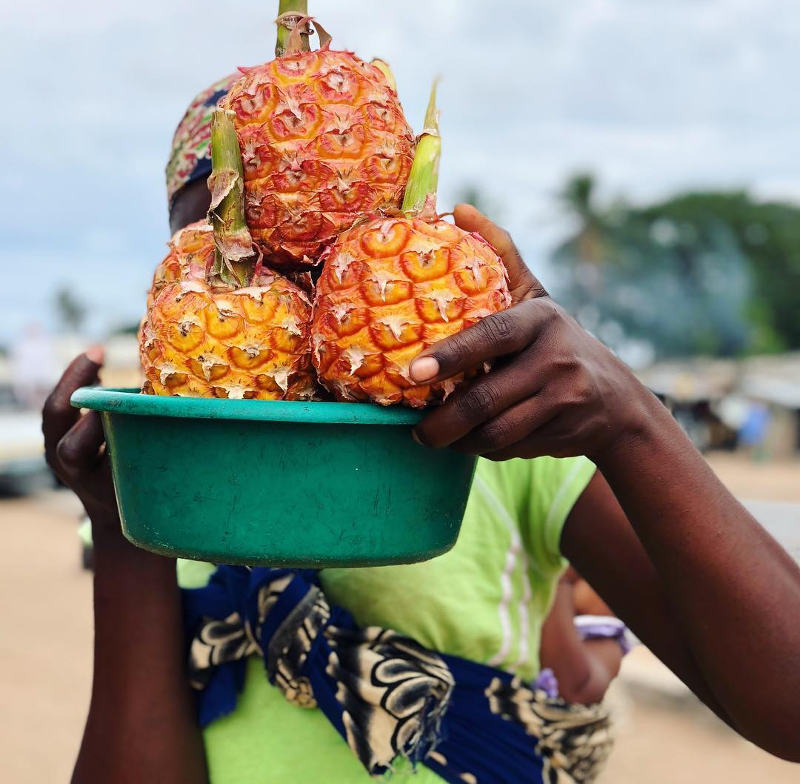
[539,583,593,697]
[596,391,800,759]
[404,208,800,758]
[73,525,207,784]
[540,583,621,705]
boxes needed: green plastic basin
[70,387,475,567]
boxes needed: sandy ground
[599,650,800,783]
[1,490,92,783]
[706,452,800,503]
[1,453,798,782]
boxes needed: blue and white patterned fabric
[183,566,613,784]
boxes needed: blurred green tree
[552,176,798,358]
[637,192,800,351]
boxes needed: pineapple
[311,85,511,407]
[220,13,415,268]
[140,110,316,401]
[140,225,315,400]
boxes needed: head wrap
[165,72,240,210]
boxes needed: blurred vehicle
[0,332,142,496]
[0,331,55,495]
[10,324,58,411]
[0,408,51,496]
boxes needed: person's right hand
[42,348,120,532]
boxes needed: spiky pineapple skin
[146,221,214,310]
[140,226,316,401]
[222,49,415,268]
[312,217,512,407]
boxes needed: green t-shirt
[177,455,595,784]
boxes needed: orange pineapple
[146,220,214,310]
[220,13,414,268]
[312,85,511,407]
[140,110,316,401]
[141,257,315,400]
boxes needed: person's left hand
[42,349,120,529]
[409,205,653,463]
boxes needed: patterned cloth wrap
[183,566,614,784]
[165,73,239,210]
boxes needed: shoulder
[476,455,596,569]
[475,455,596,510]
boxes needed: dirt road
[1,453,798,782]
[706,453,800,503]
[1,491,91,783]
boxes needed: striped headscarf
[165,73,240,210]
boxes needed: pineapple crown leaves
[276,13,332,55]
[207,169,240,216]
[401,79,442,217]
[207,165,254,278]
[420,77,441,138]
[208,108,256,289]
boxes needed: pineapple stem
[276,0,310,57]
[423,78,440,132]
[208,108,254,289]
[401,79,441,214]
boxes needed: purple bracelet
[573,615,637,656]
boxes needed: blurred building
[638,353,800,458]
[101,334,143,389]
[738,354,800,458]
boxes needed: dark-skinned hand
[410,204,650,463]
[42,348,120,530]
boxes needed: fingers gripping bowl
[70,387,477,566]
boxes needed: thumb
[453,204,548,302]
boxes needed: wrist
[90,515,171,565]
[91,524,176,574]
[87,507,124,543]
[90,519,128,548]
[590,384,669,470]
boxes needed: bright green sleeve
[525,455,596,573]
[482,455,596,577]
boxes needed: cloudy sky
[2,0,799,343]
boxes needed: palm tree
[54,287,86,334]
[558,172,607,268]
